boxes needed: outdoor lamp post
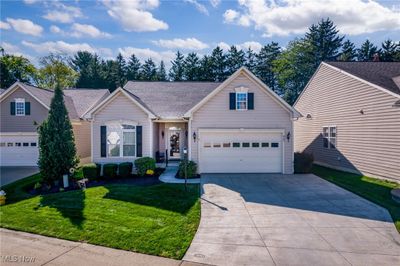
[183,147,188,192]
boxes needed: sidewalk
[159,162,200,184]
[0,228,206,266]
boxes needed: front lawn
[0,175,200,259]
[312,165,400,232]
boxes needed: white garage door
[0,135,39,166]
[199,130,283,173]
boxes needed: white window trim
[15,98,25,116]
[235,92,248,111]
[105,121,137,158]
[323,126,337,149]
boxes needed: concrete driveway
[184,174,400,266]
[0,166,39,186]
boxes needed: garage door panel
[199,130,283,173]
[0,135,39,166]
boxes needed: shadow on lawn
[103,183,199,214]
[38,189,86,228]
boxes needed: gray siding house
[294,62,400,181]
[0,83,109,166]
[85,67,301,174]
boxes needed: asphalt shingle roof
[20,83,109,119]
[326,62,400,95]
[123,81,222,118]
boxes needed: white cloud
[184,0,209,15]
[50,25,61,33]
[6,18,43,36]
[0,21,11,30]
[153,38,209,50]
[225,0,400,36]
[218,41,263,53]
[23,40,95,54]
[43,2,82,23]
[70,23,111,38]
[103,0,168,32]
[210,0,221,8]
[23,0,39,4]
[1,42,36,62]
[118,46,175,66]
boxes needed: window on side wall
[236,92,247,110]
[107,123,136,157]
[15,98,25,116]
[322,126,336,149]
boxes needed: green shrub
[119,162,133,178]
[134,157,156,176]
[178,160,197,178]
[82,163,99,180]
[103,163,118,178]
[294,152,314,173]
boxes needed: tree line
[1,19,399,105]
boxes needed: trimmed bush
[134,157,156,176]
[103,163,118,178]
[119,162,133,178]
[294,152,314,173]
[82,163,99,180]
[178,160,197,178]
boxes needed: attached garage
[0,134,39,166]
[198,129,284,173]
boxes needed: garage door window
[0,143,5,147]
[204,143,211,148]
[261,142,269,147]
[242,142,250,147]
[15,142,22,147]
[213,143,221,148]
[30,142,37,147]
[223,143,231,148]
[7,143,13,147]
[233,142,240,148]
[252,142,260,147]
[271,143,279,148]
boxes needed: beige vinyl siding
[191,72,294,174]
[0,86,48,132]
[72,121,91,161]
[152,122,159,158]
[294,63,400,181]
[92,92,151,164]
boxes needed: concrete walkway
[159,162,200,184]
[0,229,206,266]
[0,166,39,186]
[184,173,400,266]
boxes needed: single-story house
[0,82,109,166]
[294,62,400,181]
[85,67,301,174]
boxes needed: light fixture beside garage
[286,132,291,142]
[193,131,197,142]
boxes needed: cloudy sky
[1,0,400,65]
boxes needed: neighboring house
[0,82,109,166]
[85,67,301,174]
[294,62,400,181]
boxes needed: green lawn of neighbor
[312,165,400,233]
[0,174,200,259]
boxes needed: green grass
[312,165,400,232]
[0,176,200,259]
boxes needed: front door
[169,130,181,159]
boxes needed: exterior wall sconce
[185,130,188,137]
[286,132,291,142]
[306,114,312,119]
[359,109,364,115]
[161,131,164,139]
[193,132,197,142]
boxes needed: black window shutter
[100,126,107,157]
[136,126,142,157]
[248,93,254,110]
[229,93,236,110]
[25,102,31,115]
[10,102,15,115]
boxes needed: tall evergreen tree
[126,54,141,80]
[140,58,158,81]
[71,51,94,88]
[210,46,227,81]
[90,54,107,88]
[115,53,127,87]
[102,59,119,91]
[38,84,78,185]
[339,40,357,61]
[381,39,398,62]
[157,61,167,81]
[304,18,344,67]
[183,52,201,80]
[169,51,185,81]
[357,40,380,61]
[226,46,245,75]
[199,55,214,81]
[256,42,281,92]
[244,47,257,73]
